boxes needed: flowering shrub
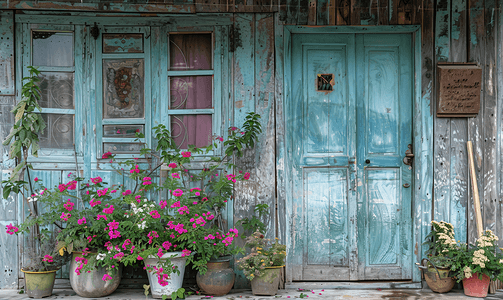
[4,112,262,287]
[422,221,457,268]
[450,230,503,281]
[236,231,286,281]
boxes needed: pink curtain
[169,34,213,149]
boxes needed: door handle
[365,159,370,164]
[403,144,414,166]
[403,183,410,188]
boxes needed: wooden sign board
[437,63,482,117]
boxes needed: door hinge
[403,144,414,166]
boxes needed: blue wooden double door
[289,33,413,281]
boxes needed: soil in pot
[21,269,58,299]
[196,257,235,296]
[251,266,282,296]
[69,252,121,298]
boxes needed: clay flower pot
[462,273,490,298]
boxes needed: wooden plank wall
[0,10,18,290]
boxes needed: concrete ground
[1,288,503,300]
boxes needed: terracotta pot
[69,252,121,298]
[424,265,455,293]
[463,272,490,298]
[21,269,57,298]
[251,266,282,296]
[196,256,235,296]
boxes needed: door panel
[290,32,412,281]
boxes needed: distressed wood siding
[0,0,502,288]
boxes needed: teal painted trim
[414,27,427,283]
[213,26,223,154]
[285,25,421,34]
[85,22,97,176]
[0,11,14,95]
[34,66,74,72]
[101,53,145,59]
[28,24,73,31]
[167,70,214,76]
[285,282,422,289]
[150,26,161,153]
[102,138,145,143]
[282,25,293,283]
[167,109,215,115]
[74,25,84,157]
[36,108,75,114]
[101,119,146,125]
[15,14,233,26]
[159,29,169,128]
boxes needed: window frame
[95,26,151,160]
[162,26,223,157]
[20,23,83,163]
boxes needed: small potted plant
[236,231,286,296]
[450,230,503,298]
[419,220,457,293]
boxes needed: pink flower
[129,165,140,174]
[148,231,159,244]
[168,163,177,168]
[96,188,109,197]
[244,172,250,180]
[159,200,168,209]
[122,190,132,196]
[90,198,101,207]
[91,176,103,184]
[181,249,192,257]
[181,151,191,158]
[177,206,189,215]
[171,201,181,208]
[63,201,74,212]
[217,136,224,142]
[77,217,87,225]
[142,177,152,186]
[60,212,71,221]
[157,247,164,258]
[102,151,112,159]
[226,174,236,183]
[172,189,183,197]
[102,274,112,281]
[66,180,77,190]
[135,195,141,201]
[42,255,53,263]
[171,172,180,179]
[5,223,19,235]
[137,255,143,260]
[34,177,39,182]
[230,127,238,131]
[113,252,124,260]
[195,192,200,196]
[162,241,172,251]
[202,197,208,202]
[150,210,161,219]
[122,239,131,250]
[103,205,114,214]
[58,184,67,193]
[97,214,107,221]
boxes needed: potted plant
[419,220,457,293]
[2,66,71,298]
[236,231,286,296]
[450,230,503,298]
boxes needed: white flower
[137,221,146,229]
[28,197,38,202]
[96,253,106,260]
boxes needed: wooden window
[168,33,215,149]
[96,28,151,158]
[28,28,77,157]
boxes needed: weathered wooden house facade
[0,0,502,290]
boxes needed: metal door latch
[403,144,414,166]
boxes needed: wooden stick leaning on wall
[467,141,484,238]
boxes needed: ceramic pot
[463,272,490,298]
[144,252,187,299]
[69,252,121,298]
[21,269,57,298]
[423,265,455,293]
[251,266,282,296]
[196,256,235,296]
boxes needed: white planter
[144,252,187,299]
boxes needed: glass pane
[32,32,74,67]
[103,59,145,119]
[170,76,212,109]
[171,115,212,149]
[169,34,212,70]
[40,114,74,149]
[103,143,142,154]
[103,125,144,138]
[103,33,143,53]
[38,72,74,109]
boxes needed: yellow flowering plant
[450,230,503,282]
[236,231,286,281]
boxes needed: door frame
[279,25,430,284]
